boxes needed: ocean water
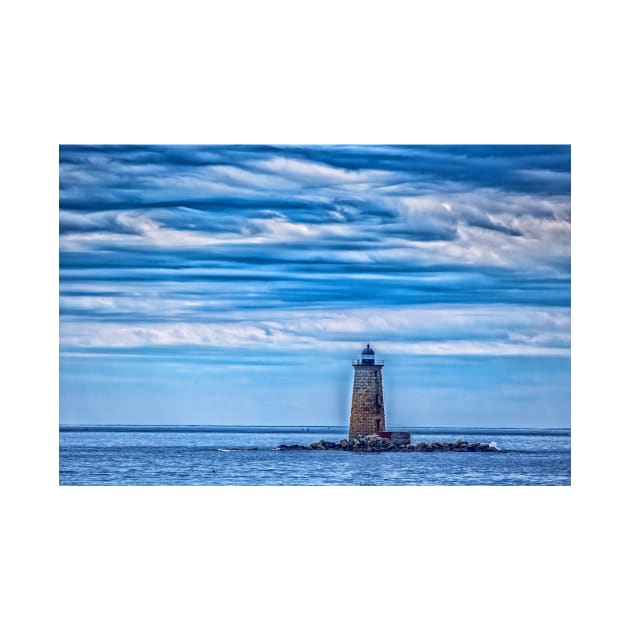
[59,425,570,486]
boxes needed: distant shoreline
[59,424,570,437]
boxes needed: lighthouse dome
[360,343,375,364]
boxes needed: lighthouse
[348,344,386,439]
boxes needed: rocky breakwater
[276,434,500,452]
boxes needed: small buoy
[211,468,216,473]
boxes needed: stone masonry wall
[349,365,385,438]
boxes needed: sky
[59,145,570,427]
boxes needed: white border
[4,1,628,628]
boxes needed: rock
[277,435,500,454]
[370,438,391,449]
[391,431,411,446]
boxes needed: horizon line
[59,423,570,431]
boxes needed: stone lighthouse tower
[348,344,386,438]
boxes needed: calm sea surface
[59,425,570,486]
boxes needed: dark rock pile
[276,434,500,452]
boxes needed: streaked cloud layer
[59,145,570,426]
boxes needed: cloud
[60,304,570,359]
[59,145,570,361]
